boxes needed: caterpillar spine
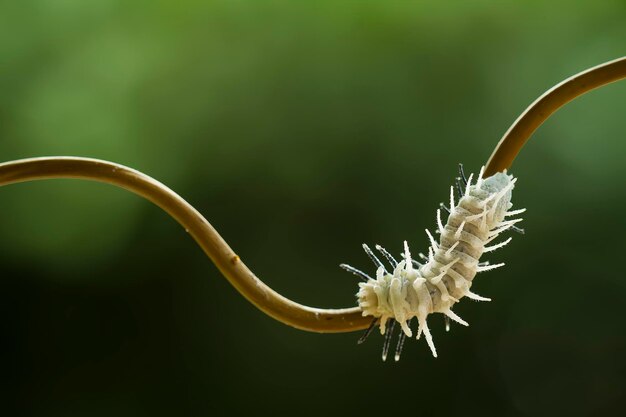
[340,165,525,361]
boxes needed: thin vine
[0,56,624,333]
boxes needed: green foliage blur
[1,1,625,416]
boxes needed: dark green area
[1,1,625,416]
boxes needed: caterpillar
[340,164,525,361]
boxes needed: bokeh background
[1,1,625,416]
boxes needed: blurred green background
[1,1,625,416]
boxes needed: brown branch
[485,56,626,176]
[0,157,369,333]
[1,57,624,333]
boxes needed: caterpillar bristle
[375,244,398,268]
[464,173,474,197]
[511,225,525,234]
[476,262,505,272]
[444,241,459,257]
[425,229,438,250]
[506,208,527,216]
[419,317,437,358]
[483,237,512,253]
[343,165,524,360]
[476,166,485,187]
[455,177,464,197]
[454,220,465,240]
[449,186,455,209]
[339,264,372,281]
[466,290,491,302]
[436,209,445,234]
[458,163,467,185]
[443,309,469,327]
[362,243,386,272]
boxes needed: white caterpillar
[340,165,525,361]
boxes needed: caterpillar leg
[381,320,396,361]
[357,317,379,344]
[394,328,408,362]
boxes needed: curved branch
[1,57,624,334]
[485,56,626,176]
[0,157,370,333]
